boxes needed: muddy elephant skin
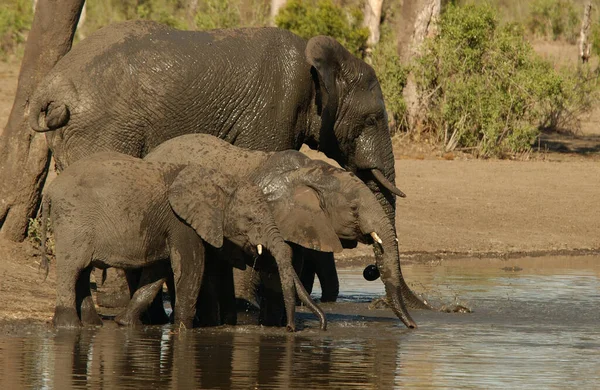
[41,152,324,331]
[29,20,402,228]
[145,134,427,328]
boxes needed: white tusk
[257,244,263,255]
[370,232,383,245]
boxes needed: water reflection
[0,256,598,389]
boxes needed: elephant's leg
[115,278,167,327]
[170,225,205,329]
[77,266,103,326]
[298,251,316,296]
[258,270,286,327]
[312,251,339,302]
[53,247,91,328]
[195,256,221,327]
[218,261,236,326]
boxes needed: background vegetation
[1,0,599,157]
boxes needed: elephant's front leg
[53,244,93,328]
[170,225,205,329]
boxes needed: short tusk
[370,232,383,245]
[371,169,407,198]
[257,244,263,255]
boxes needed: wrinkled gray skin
[40,152,325,331]
[29,19,403,238]
[144,134,430,328]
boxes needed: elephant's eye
[365,116,377,127]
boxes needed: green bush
[275,0,369,57]
[369,25,408,133]
[0,0,33,59]
[414,3,593,157]
[195,0,242,30]
[527,0,580,43]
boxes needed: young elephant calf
[41,152,324,330]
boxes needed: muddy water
[1,256,598,389]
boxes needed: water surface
[1,256,598,389]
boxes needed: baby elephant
[41,152,324,330]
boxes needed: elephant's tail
[39,195,50,280]
[29,77,73,132]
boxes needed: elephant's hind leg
[78,266,103,326]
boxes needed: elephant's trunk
[368,218,417,329]
[264,226,327,331]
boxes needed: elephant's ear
[306,36,350,136]
[305,36,343,98]
[271,186,343,253]
[167,166,227,248]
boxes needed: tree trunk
[186,0,199,30]
[0,0,84,242]
[401,0,441,133]
[579,2,592,63]
[363,0,384,52]
[270,0,288,26]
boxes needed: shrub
[195,0,242,30]
[275,0,369,57]
[414,3,594,157]
[28,216,54,258]
[0,0,33,59]
[527,0,580,43]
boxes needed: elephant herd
[31,20,431,331]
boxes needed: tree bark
[579,2,592,63]
[0,0,84,242]
[186,0,199,30]
[270,0,288,26]
[363,0,384,49]
[401,0,441,133]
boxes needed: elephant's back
[48,153,169,209]
[50,20,172,73]
[145,134,272,177]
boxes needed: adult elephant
[29,20,406,303]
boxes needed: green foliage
[195,0,242,30]
[275,0,369,57]
[369,25,408,133]
[527,0,580,43]
[414,3,593,157]
[194,0,270,30]
[0,0,33,59]
[82,0,187,36]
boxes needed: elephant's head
[252,152,430,328]
[305,36,405,224]
[166,165,326,331]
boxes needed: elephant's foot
[53,306,82,328]
[80,297,103,326]
[114,310,143,327]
